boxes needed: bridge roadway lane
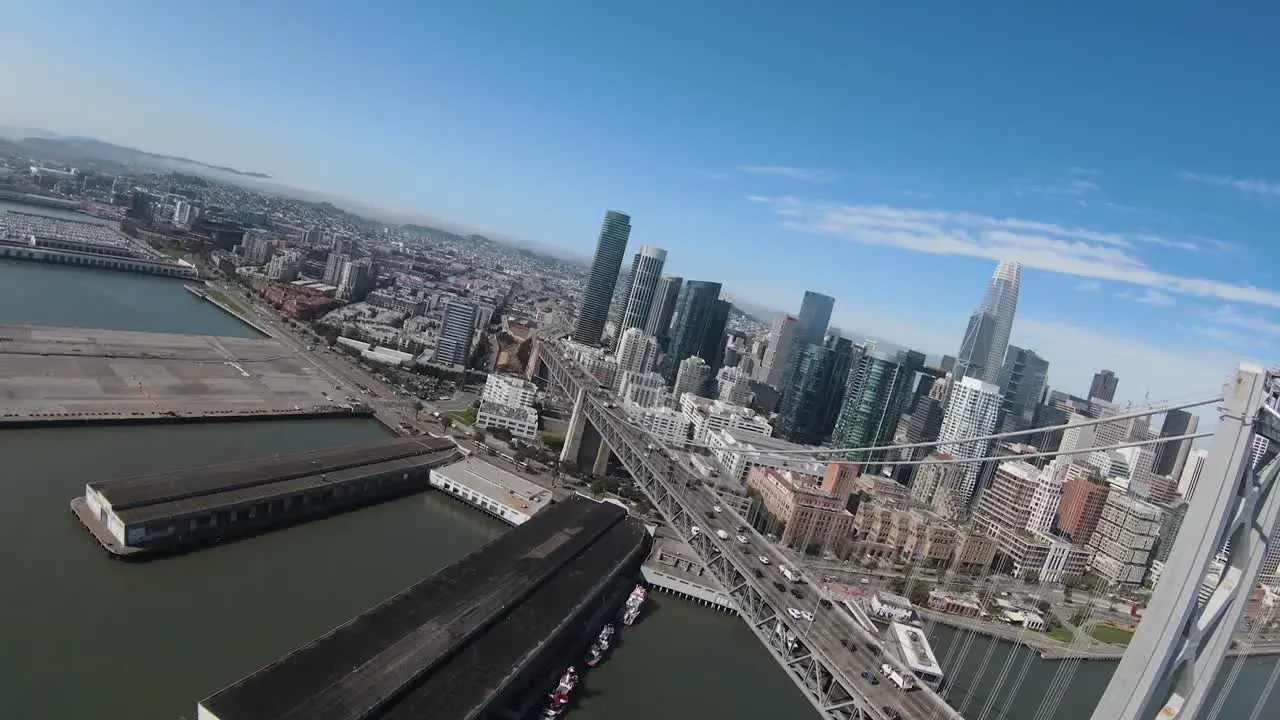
[613,419,945,720]
[559,379,959,719]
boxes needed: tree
[412,400,423,419]
[439,415,453,429]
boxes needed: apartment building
[745,466,854,553]
[1088,493,1163,586]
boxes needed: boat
[542,666,579,718]
[621,585,648,626]
[586,623,615,668]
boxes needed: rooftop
[198,497,634,720]
[431,457,553,515]
[92,437,453,511]
[890,621,944,677]
[478,400,537,422]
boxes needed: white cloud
[737,165,839,182]
[1180,172,1280,200]
[748,196,1280,309]
[1134,289,1176,307]
[1069,166,1104,177]
[1201,305,1280,337]
[1075,280,1102,292]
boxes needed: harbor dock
[0,323,363,427]
[73,436,459,558]
[197,496,651,720]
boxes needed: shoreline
[919,610,1280,661]
[184,284,276,337]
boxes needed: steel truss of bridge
[540,343,964,720]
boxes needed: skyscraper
[645,275,683,346]
[615,327,659,375]
[433,300,479,368]
[831,347,925,463]
[937,376,1004,506]
[1155,409,1199,477]
[996,346,1050,432]
[661,280,723,382]
[614,246,667,346]
[815,331,858,440]
[1089,370,1119,403]
[954,261,1022,385]
[796,291,836,349]
[699,299,732,371]
[1177,448,1209,502]
[760,313,800,387]
[571,210,632,346]
[774,342,834,445]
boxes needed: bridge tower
[1089,364,1280,720]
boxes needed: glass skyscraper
[795,290,835,349]
[954,260,1021,385]
[996,345,1049,433]
[571,210,632,346]
[661,280,723,383]
[831,347,925,462]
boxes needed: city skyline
[2,2,1277,408]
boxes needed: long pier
[0,324,357,427]
[197,496,650,720]
[73,436,460,557]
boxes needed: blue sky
[3,1,1278,409]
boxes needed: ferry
[542,666,579,718]
[621,585,648,626]
[586,624,615,668]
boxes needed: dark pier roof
[200,496,644,720]
[383,516,649,719]
[92,436,454,510]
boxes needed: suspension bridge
[535,337,1280,720]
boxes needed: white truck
[880,663,916,691]
[780,566,801,583]
[715,529,730,540]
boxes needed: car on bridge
[758,555,770,565]
[861,670,879,685]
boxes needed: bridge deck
[199,496,628,720]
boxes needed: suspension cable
[657,393,1222,457]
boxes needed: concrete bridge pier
[591,443,612,476]
[559,385,588,465]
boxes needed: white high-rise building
[937,376,1003,506]
[617,370,666,409]
[615,327,659,375]
[482,374,537,408]
[955,260,1021,385]
[1178,448,1209,502]
[760,313,799,386]
[1088,493,1163,586]
[617,246,667,341]
[1027,465,1066,534]
[714,365,753,406]
[673,356,711,400]
[265,249,304,282]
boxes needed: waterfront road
[210,281,473,434]
[561,364,959,720]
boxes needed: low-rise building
[927,590,983,618]
[679,393,773,443]
[428,457,552,525]
[624,404,691,446]
[706,428,826,482]
[745,466,854,553]
[869,591,918,624]
[476,400,538,439]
